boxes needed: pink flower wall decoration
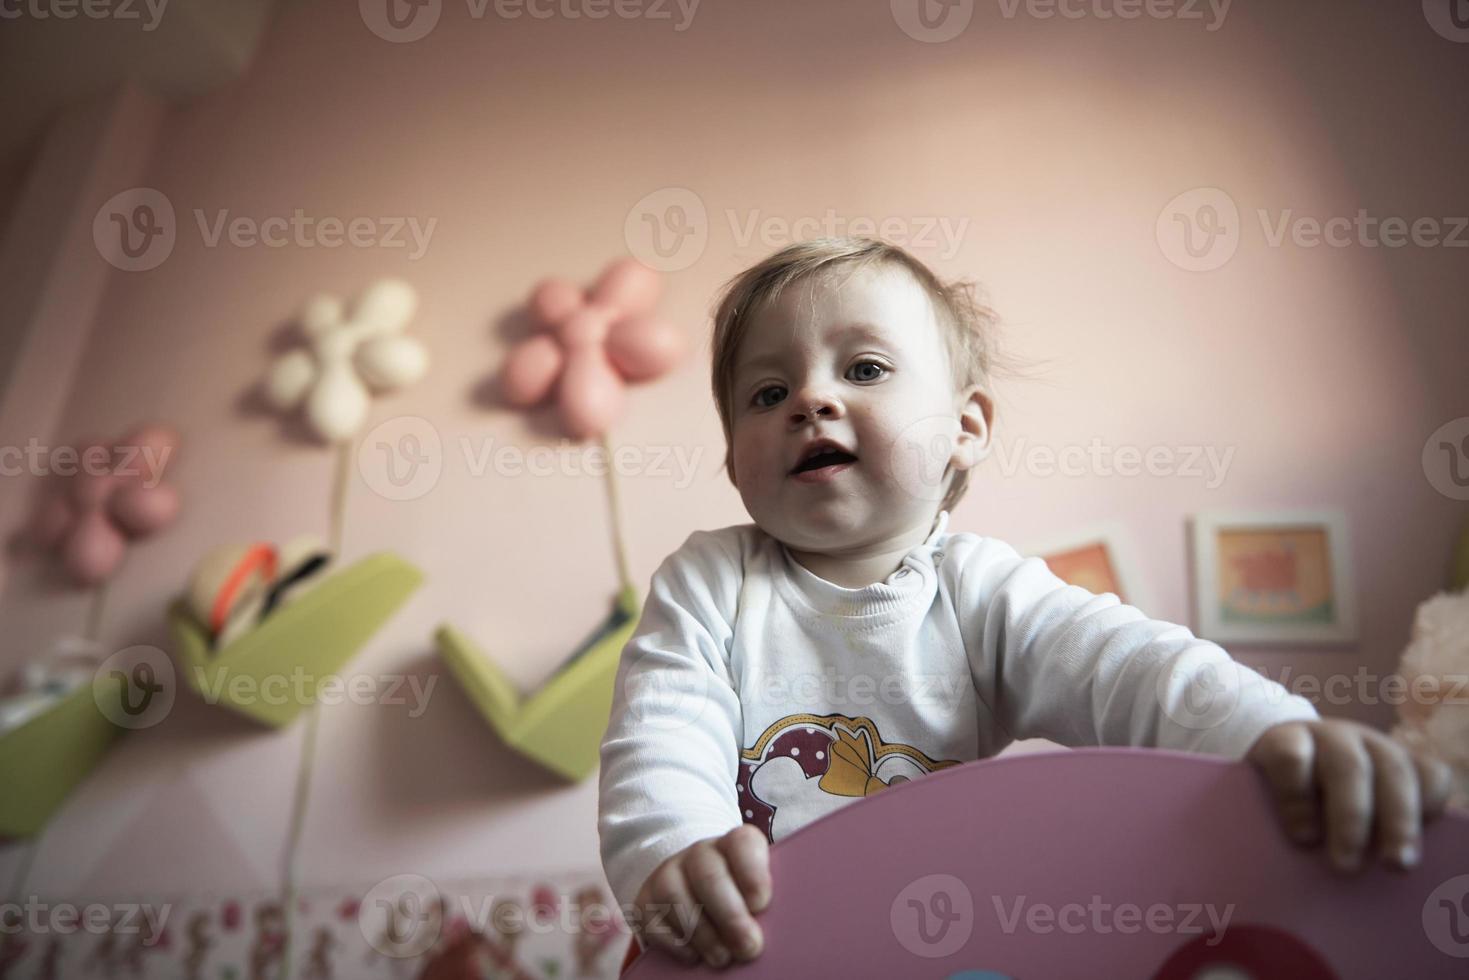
[27,425,182,587]
[501,257,688,440]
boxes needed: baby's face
[728,263,981,554]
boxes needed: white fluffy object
[1390,589,1469,808]
[264,278,429,442]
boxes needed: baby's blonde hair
[709,237,1001,516]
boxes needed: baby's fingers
[1363,734,1421,871]
[1414,751,1454,824]
[718,825,772,916]
[635,866,701,967]
[1316,724,1373,873]
[1250,721,1322,845]
[685,840,763,965]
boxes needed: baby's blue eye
[753,385,787,408]
[849,361,887,382]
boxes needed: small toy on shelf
[168,551,422,727]
[184,536,336,651]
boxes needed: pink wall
[2,0,1466,903]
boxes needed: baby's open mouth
[790,448,859,475]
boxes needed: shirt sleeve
[951,535,1320,759]
[598,530,747,915]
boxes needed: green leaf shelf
[166,552,424,727]
[434,584,641,782]
[0,673,124,838]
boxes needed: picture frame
[1190,510,1357,645]
[1024,523,1154,615]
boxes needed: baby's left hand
[1246,719,1453,874]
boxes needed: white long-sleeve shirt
[597,509,1320,913]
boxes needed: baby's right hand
[633,824,771,970]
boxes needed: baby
[596,237,1452,971]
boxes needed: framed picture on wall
[1190,510,1357,645]
[1025,523,1153,614]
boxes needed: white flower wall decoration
[263,279,430,442]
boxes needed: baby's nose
[789,395,841,424]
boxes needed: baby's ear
[949,384,995,471]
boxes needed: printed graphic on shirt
[737,713,962,841]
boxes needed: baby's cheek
[875,418,958,501]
